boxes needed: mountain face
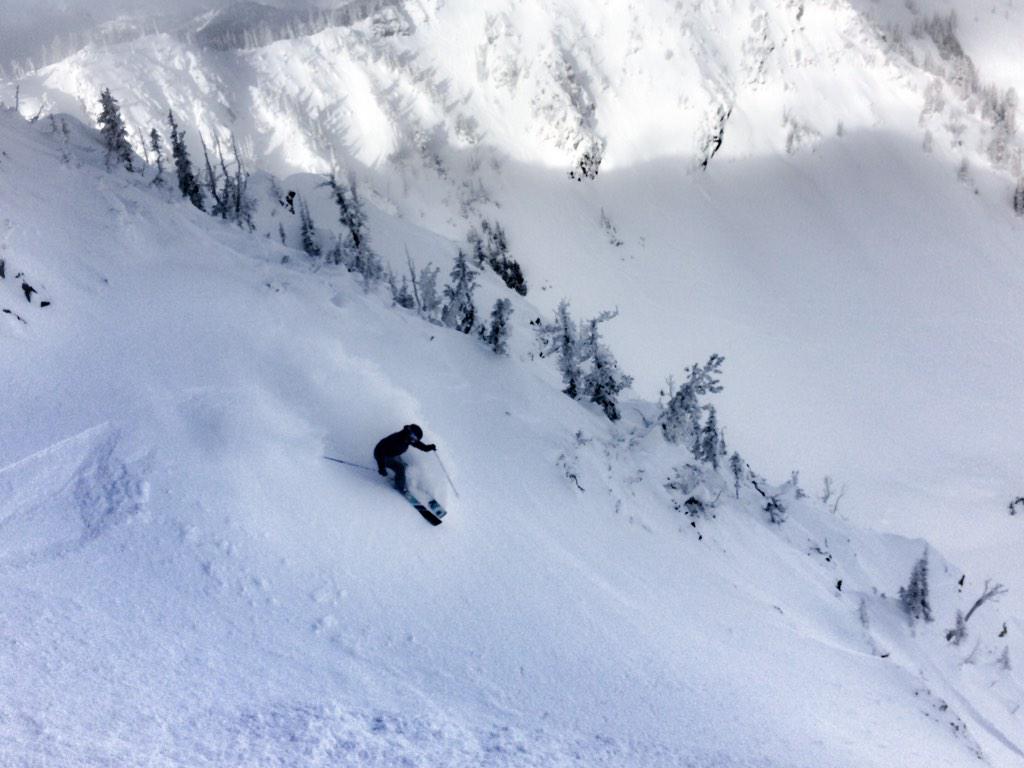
[15,0,1021,609]
[13,1,1024,173]
[2,97,1022,768]
[1,1,1023,765]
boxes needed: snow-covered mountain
[2,0,1024,764]
[2,97,1022,768]
[9,0,1024,581]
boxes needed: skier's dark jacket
[374,425,436,474]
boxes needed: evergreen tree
[983,87,1018,166]
[579,312,632,421]
[467,220,528,295]
[323,173,380,284]
[226,135,256,231]
[535,302,631,415]
[97,88,133,171]
[729,452,744,498]
[1014,178,1024,216]
[417,262,443,322]
[200,135,225,218]
[483,298,513,355]
[497,258,528,296]
[441,251,478,333]
[764,495,787,524]
[197,133,255,230]
[148,128,166,187]
[467,226,487,267]
[167,111,204,210]
[324,173,368,249]
[536,300,583,399]
[899,549,934,624]
[298,196,320,258]
[661,354,725,453]
[483,220,508,262]
[556,301,582,399]
[697,406,723,469]
[388,270,416,309]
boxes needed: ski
[324,456,447,526]
[401,491,444,526]
[427,499,448,522]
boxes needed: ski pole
[434,452,460,498]
[324,456,378,473]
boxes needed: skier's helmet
[404,424,424,440]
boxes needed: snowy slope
[1,104,1023,766]
[7,0,1024,611]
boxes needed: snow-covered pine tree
[696,406,723,469]
[148,128,165,187]
[494,257,527,296]
[200,136,226,219]
[556,305,583,399]
[196,134,255,229]
[661,354,725,452]
[729,452,744,498]
[217,140,236,220]
[298,196,320,258]
[483,298,513,355]
[467,226,486,267]
[226,135,255,231]
[899,549,934,624]
[97,88,133,172]
[535,300,583,399]
[387,270,416,309]
[468,220,528,295]
[579,312,632,421]
[441,251,478,333]
[483,220,507,262]
[323,173,381,285]
[982,87,1017,166]
[417,262,442,323]
[167,111,204,210]
[665,464,713,519]
[1014,178,1024,215]
[324,173,367,250]
[405,252,422,310]
[764,495,786,524]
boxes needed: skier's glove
[427,444,437,452]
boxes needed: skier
[373,424,436,493]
